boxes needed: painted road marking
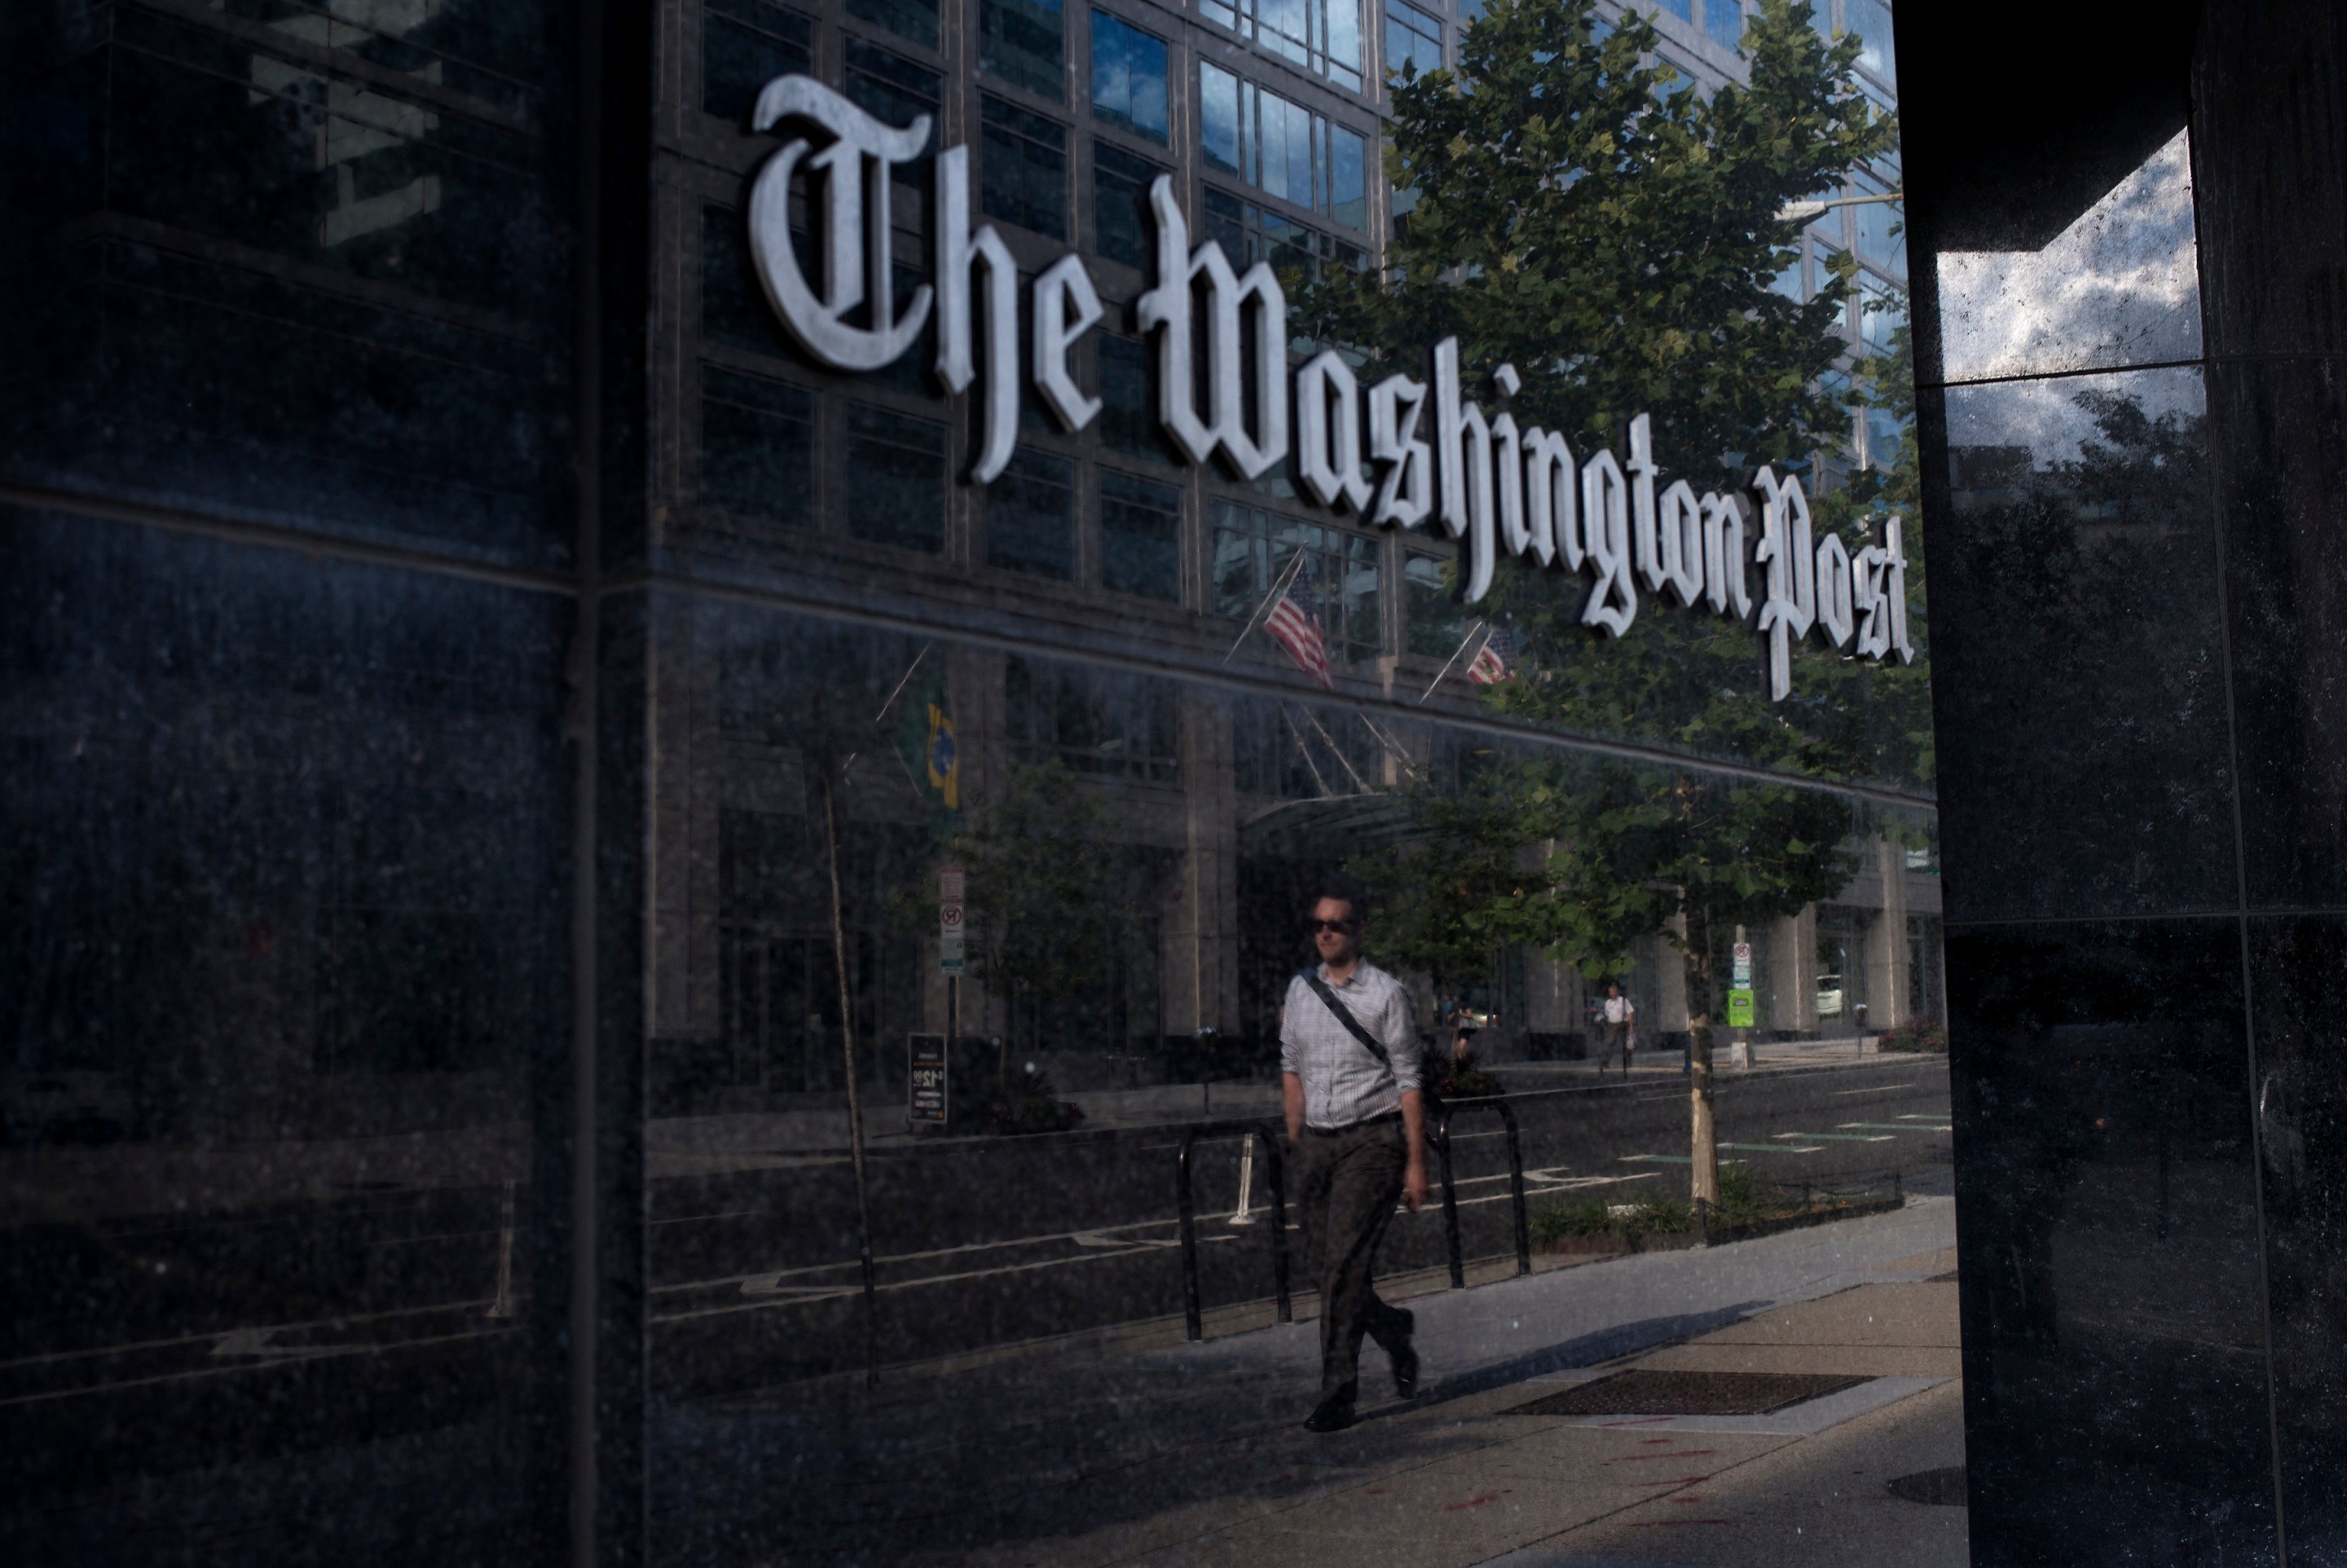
[1838,1121,1953,1133]
[1773,1131,1896,1143]
[1831,1083,1916,1095]
[1897,1114,1952,1123]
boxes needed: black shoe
[1304,1397,1356,1434]
[1387,1310,1420,1398]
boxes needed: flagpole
[873,640,935,725]
[1222,549,1310,665]
[1418,620,1490,704]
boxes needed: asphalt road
[647,1056,1953,1392]
[0,1055,1950,1514]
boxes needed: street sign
[939,865,966,975]
[1727,987,1755,1028]
[1731,940,1752,986]
[908,1033,948,1128]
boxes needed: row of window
[698,363,1455,664]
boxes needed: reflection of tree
[943,762,1119,1050]
[1350,751,1855,1030]
[1935,387,2225,902]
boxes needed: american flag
[1262,553,1334,690]
[1467,623,1516,685]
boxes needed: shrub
[1878,1020,1949,1054]
[1631,1191,1694,1234]
[1530,1197,1613,1241]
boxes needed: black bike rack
[1174,1119,1292,1341]
[1430,1096,1534,1288]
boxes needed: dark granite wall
[1901,3,2347,1563]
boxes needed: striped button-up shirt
[1279,961,1421,1130]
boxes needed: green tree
[1315,0,1915,1030]
[944,762,1117,1047]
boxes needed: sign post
[1729,935,1755,1068]
[907,1033,948,1132]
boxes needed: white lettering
[1658,478,1704,607]
[1367,373,1433,529]
[1815,531,1855,650]
[746,77,932,372]
[1135,175,1288,479]
[1755,467,1818,701]
[1031,254,1103,434]
[933,145,1019,482]
[1702,492,1752,621]
[1580,447,1637,637]
[1524,429,1576,570]
[1296,350,1373,513]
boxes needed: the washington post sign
[746,76,1915,702]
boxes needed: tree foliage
[1316,0,1919,1022]
[945,763,1117,1021]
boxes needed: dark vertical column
[1897,3,2297,1564]
[2193,8,2347,1561]
[572,0,658,1560]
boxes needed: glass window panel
[980,0,1067,102]
[844,38,942,201]
[1385,0,1444,80]
[1090,11,1169,142]
[1100,470,1182,600]
[1330,124,1367,228]
[1844,0,1895,82]
[1657,0,1693,20]
[980,94,1069,238]
[1703,0,1742,50]
[1203,185,1250,262]
[1328,0,1364,89]
[1199,62,1243,175]
[987,450,1077,578]
[702,0,813,121]
[1855,178,1906,280]
[1099,333,1177,461]
[700,365,815,531]
[843,403,946,553]
[845,0,941,51]
[1406,551,1466,655]
[1092,141,1166,266]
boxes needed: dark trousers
[1292,1117,1411,1406]
[1599,1019,1634,1070]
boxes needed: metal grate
[1505,1369,1872,1416]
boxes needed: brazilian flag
[892,659,960,836]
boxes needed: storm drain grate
[1505,1369,1872,1417]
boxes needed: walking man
[1281,887,1429,1434]
[1598,981,1636,1074]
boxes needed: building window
[1092,142,1166,268]
[1232,696,1383,798]
[700,366,815,530]
[1101,470,1182,601]
[1090,11,1169,142]
[1384,0,1442,81]
[701,205,790,359]
[1843,0,1895,84]
[1656,0,1692,20]
[1854,174,1905,280]
[986,450,1077,578]
[1201,188,1363,280]
[846,38,941,200]
[1099,333,1179,463]
[1006,655,1180,782]
[1702,0,1742,52]
[1858,276,1902,357]
[981,0,1066,101]
[1769,236,1806,302]
[1198,63,1369,228]
[1403,551,1465,657]
[1200,0,1363,93]
[1211,502,1383,666]
[703,0,812,122]
[981,94,1069,238]
[846,0,940,51]
[844,403,946,553]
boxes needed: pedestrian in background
[1598,982,1636,1075]
[1280,886,1428,1434]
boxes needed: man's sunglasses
[1308,918,1357,934]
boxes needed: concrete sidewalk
[656,1195,1963,1566]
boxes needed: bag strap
[1301,971,1390,1069]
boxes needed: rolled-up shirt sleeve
[1380,980,1420,1094]
[1279,976,1306,1077]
